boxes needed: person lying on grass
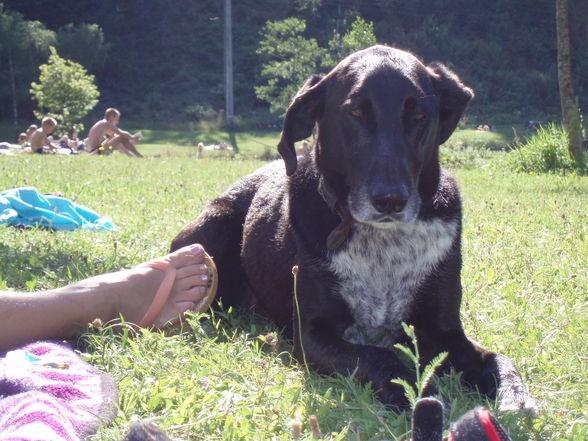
[0,243,217,351]
[0,133,27,151]
[86,107,144,157]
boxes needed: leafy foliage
[255,15,377,115]
[255,17,326,115]
[56,23,110,72]
[505,123,586,174]
[1,1,587,131]
[0,4,55,127]
[30,47,99,133]
[324,16,377,67]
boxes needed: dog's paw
[497,384,538,416]
[412,398,444,441]
[486,353,538,416]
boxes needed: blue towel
[0,187,119,231]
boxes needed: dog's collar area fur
[318,177,353,250]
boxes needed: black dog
[172,45,536,412]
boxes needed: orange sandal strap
[138,260,175,327]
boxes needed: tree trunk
[556,0,584,164]
[7,47,19,131]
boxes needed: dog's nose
[370,191,408,214]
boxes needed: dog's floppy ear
[427,62,474,145]
[278,75,326,176]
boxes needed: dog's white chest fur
[328,219,458,348]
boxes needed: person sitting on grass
[25,124,38,142]
[57,128,85,154]
[86,108,143,157]
[0,243,216,351]
[26,117,60,154]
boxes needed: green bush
[505,123,586,174]
[30,47,99,134]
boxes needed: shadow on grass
[0,240,125,290]
[138,129,232,147]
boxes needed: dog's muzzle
[348,184,420,228]
[369,183,410,215]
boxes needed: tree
[255,17,326,114]
[255,16,376,115]
[0,5,55,129]
[56,23,110,72]
[325,16,377,68]
[30,47,100,133]
[6,0,588,125]
[555,0,584,165]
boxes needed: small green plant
[390,323,448,409]
[505,123,586,174]
[292,265,310,374]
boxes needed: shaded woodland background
[2,0,587,128]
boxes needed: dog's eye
[350,108,363,118]
[414,114,425,120]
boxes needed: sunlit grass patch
[0,148,585,440]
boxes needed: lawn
[132,128,282,159]
[0,121,282,159]
[0,141,586,440]
[1,120,520,160]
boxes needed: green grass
[134,128,281,159]
[440,125,515,170]
[0,145,586,440]
[0,121,282,159]
[1,120,522,160]
[448,126,513,150]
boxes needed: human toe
[168,244,206,266]
[174,243,205,259]
[175,263,209,280]
[176,274,210,292]
[179,285,208,304]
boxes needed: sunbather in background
[86,107,143,157]
[26,117,60,154]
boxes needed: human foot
[114,244,217,328]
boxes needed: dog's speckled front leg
[484,353,538,415]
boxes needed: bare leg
[0,244,210,351]
[120,137,143,157]
[110,135,143,157]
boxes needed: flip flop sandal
[138,252,218,329]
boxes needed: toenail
[201,274,208,282]
[190,244,204,256]
[198,286,207,295]
[199,264,208,272]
